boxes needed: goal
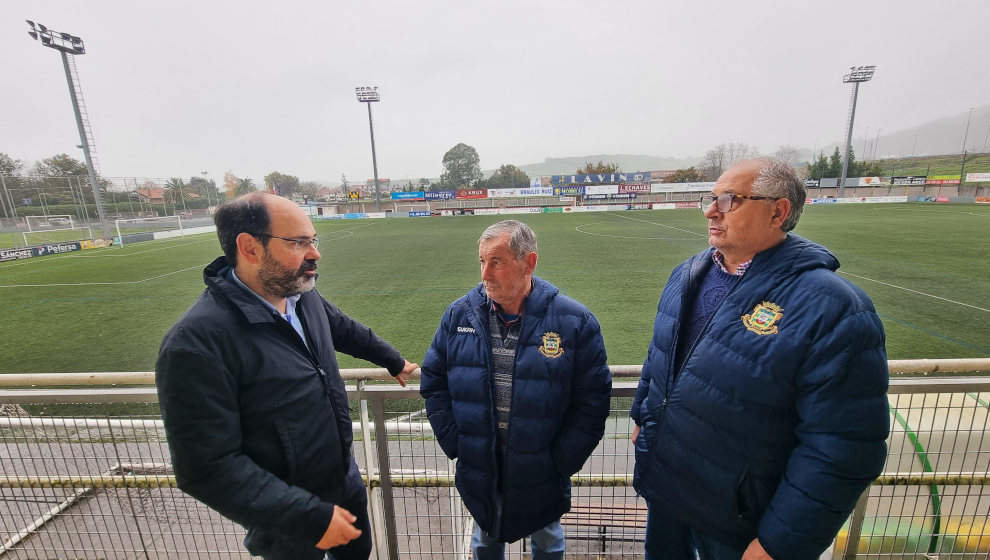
[114,215,183,247]
[26,214,77,231]
[395,203,431,215]
[22,215,93,246]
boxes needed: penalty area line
[0,263,206,289]
[839,271,990,313]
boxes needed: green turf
[1,203,988,375]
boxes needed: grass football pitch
[1,203,988,375]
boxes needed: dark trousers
[644,501,746,560]
[247,459,372,560]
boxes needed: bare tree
[698,143,760,180]
[773,145,801,166]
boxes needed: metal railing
[1,359,989,559]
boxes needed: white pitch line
[574,222,699,241]
[0,237,212,269]
[609,212,707,237]
[875,206,990,218]
[839,271,990,313]
[0,263,205,289]
[67,237,215,258]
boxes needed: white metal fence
[2,360,990,559]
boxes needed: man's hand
[393,360,419,388]
[742,538,772,560]
[316,505,362,550]
[631,424,640,444]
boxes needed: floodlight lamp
[355,86,381,102]
[38,24,47,32]
[28,31,38,40]
[26,20,36,29]
[842,65,876,83]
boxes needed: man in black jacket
[156,192,417,560]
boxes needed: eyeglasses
[699,192,780,213]
[253,233,320,250]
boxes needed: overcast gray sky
[4,0,989,185]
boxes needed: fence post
[842,489,870,560]
[371,395,399,560]
[357,380,384,560]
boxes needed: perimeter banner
[0,241,83,262]
[425,190,456,200]
[892,176,927,185]
[550,171,652,185]
[0,247,34,262]
[553,186,585,196]
[618,183,650,194]
[391,191,426,200]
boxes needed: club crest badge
[539,331,564,358]
[742,301,783,335]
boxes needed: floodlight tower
[26,20,109,236]
[838,65,876,197]
[355,86,382,210]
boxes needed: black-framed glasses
[699,192,780,213]
[253,233,319,250]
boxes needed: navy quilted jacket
[630,235,889,559]
[420,277,612,542]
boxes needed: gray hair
[478,220,537,259]
[750,158,806,232]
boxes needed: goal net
[115,215,183,247]
[26,214,77,231]
[22,215,93,246]
[395,203,431,215]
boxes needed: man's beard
[258,253,318,298]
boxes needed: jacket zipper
[661,255,745,420]
[499,309,526,536]
[275,312,334,402]
[469,303,500,530]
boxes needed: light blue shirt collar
[229,267,307,347]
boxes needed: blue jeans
[472,520,565,560]
[644,502,745,560]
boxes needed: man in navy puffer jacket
[631,159,889,560]
[421,220,612,559]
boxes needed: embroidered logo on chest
[457,326,476,334]
[539,331,564,358]
[741,301,783,335]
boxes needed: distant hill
[510,154,700,177]
[868,104,990,159]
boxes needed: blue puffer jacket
[420,277,612,542]
[630,235,889,559]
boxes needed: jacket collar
[466,275,558,318]
[746,233,839,278]
[202,256,280,325]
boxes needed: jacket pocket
[735,470,773,521]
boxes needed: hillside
[513,154,699,176]
[864,152,990,177]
